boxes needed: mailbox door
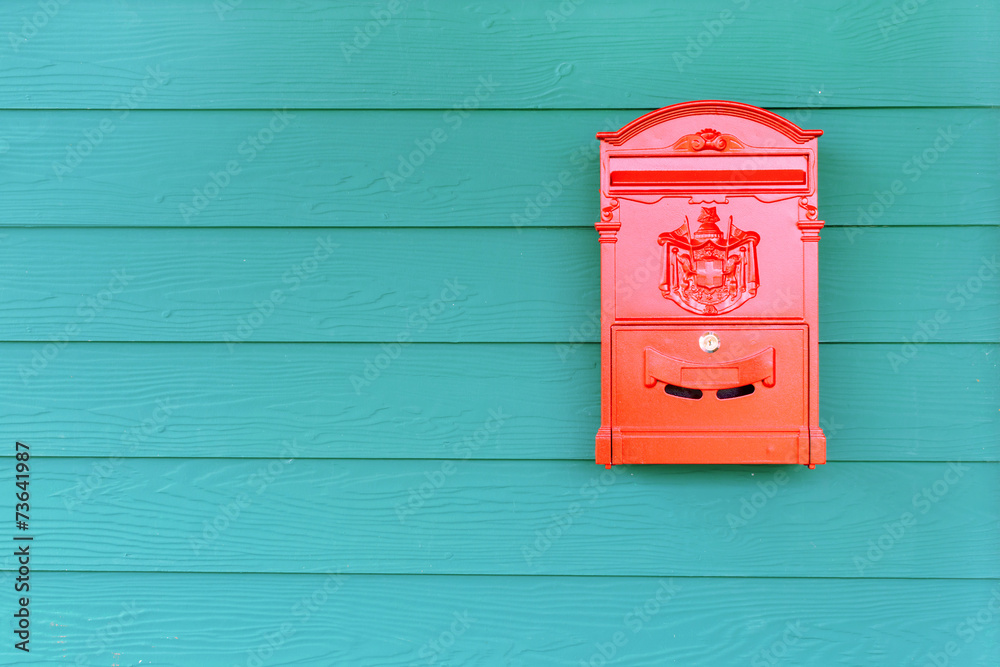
[612,325,810,464]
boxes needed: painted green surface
[0,227,996,343]
[1,343,996,461]
[18,458,1000,578]
[0,1,997,665]
[0,573,1000,667]
[0,109,994,228]
[0,1,997,108]
[4,574,999,666]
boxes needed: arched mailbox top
[596,100,822,146]
[596,101,822,197]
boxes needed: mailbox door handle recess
[643,346,775,390]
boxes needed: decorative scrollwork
[672,128,744,152]
[596,198,622,242]
[601,198,620,221]
[798,197,818,220]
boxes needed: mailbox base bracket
[597,427,826,467]
[614,431,809,465]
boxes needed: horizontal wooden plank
[2,1,996,108]
[0,227,996,343]
[0,108,993,228]
[7,459,997,578]
[821,226,999,342]
[1,573,997,666]
[821,344,1000,461]
[4,343,996,462]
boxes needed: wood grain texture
[820,344,1000,461]
[3,343,996,462]
[6,458,997,578]
[0,226,996,343]
[2,1,997,663]
[0,108,994,228]
[821,226,1000,343]
[0,573,997,666]
[1,1,997,109]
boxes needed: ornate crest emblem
[657,207,760,315]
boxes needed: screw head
[699,332,720,353]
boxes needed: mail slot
[594,100,826,467]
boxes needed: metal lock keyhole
[699,332,720,353]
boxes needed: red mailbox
[594,100,826,467]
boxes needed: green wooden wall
[1,1,998,664]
